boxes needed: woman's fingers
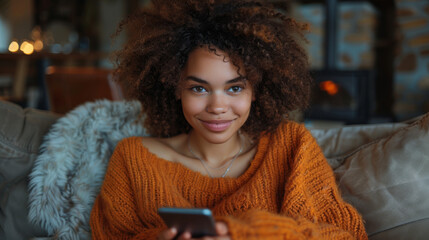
[158,228,177,240]
[177,231,192,240]
[171,221,230,240]
[215,222,229,236]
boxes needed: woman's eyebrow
[185,76,245,84]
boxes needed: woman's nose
[206,92,228,114]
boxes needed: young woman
[90,1,368,239]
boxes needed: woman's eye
[191,86,207,93]
[228,86,243,93]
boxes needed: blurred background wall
[295,0,429,121]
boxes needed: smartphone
[158,207,217,238]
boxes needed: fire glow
[319,80,339,96]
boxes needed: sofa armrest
[0,100,59,240]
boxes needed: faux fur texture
[28,100,147,240]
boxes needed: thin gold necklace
[187,133,243,178]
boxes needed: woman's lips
[200,120,233,132]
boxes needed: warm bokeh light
[20,41,29,51]
[8,41,19,52]
[20,41,34,55]
[34,39,44,52]
[319,80,339,95]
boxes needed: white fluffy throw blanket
[28,100,147,240]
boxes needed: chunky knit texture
[90,122,367,239]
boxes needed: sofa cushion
[310,122,407,169]
[333,112,429,238]
[368,218,429,240]
[0,100,59,240]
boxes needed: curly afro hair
[113,0,312,139]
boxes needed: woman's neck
[187,131,242,168]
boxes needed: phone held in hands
[158,207,217,238]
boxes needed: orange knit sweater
[90,122,368,239]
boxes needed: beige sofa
[0,99,428,239]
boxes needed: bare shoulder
[140,134,188,162]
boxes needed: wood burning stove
[301,0,396,124]
[306,70,374,124]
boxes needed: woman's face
[179,47,253,144]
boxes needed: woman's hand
[158,222,230,240]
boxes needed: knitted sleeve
[218,125,367,240]
[90,139,162,239]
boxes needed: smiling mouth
[200,120,234,132]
